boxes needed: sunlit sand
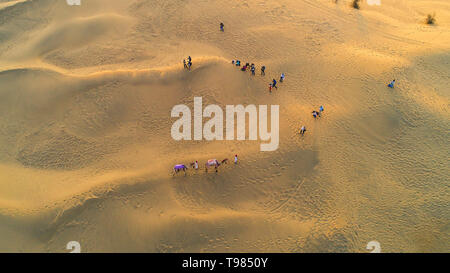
[0,0,448,252]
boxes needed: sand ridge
[0,0,448,252]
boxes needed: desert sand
[0,0,448,252]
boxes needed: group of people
[312,105,324,119]
[299,105,324,136]
[173,155,239,175]
[269,73,285,92]
[230,60,287,93]
[183,56,192,70]
[231,60,262,76]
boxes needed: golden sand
[0,0,448,252]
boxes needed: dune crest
[0,0,448,252]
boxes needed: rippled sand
[0,0,448,252]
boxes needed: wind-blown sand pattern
[0,0,449,252]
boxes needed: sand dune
[0,0,448,252]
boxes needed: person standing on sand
[280,73,285,82]
[269,83,272,93]
[312,111,318,119]
[234,154,238,164]
[194,161,199,170]
[220,22,224,32]
[183,59,187,69]
[388,79,396,88]
[319,105,324,117]
[300,126,306,136]
[261,66,266,76]
[184,56,192,70]
[251,65,255,75]
[272,79,278,89]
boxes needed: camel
[205,159,228,172]
[173,164,188,176]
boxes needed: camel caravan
[173,156,237,176]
